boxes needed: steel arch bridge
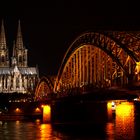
[35,76,54,100]
[54,31,140,95]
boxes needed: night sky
[0,1,140,77]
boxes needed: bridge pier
[51,99,108,124]
[127,73,140,89]
[42,105,51,123]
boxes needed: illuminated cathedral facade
[0,20,39,94]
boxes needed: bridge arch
[54,32,140,93]
[35,76,54,100]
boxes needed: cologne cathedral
[0,20,39,94]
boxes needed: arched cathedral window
[1,55,4,62]
[16,77,19,88]
[19,55,22,63]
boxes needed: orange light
[35,107,41,112]
[116,102,134,118]
[35,119,41,124]
[44,105,51,114]
[16,120,20,124]
[43,105,51,123]
[15,108,21,113]
[107,101,134,139]
[39,124,52,139]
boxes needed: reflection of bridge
[35,31,140,100]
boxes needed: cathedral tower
[12,20,28,67]
[0,20,9,67]
[0,20,39,94]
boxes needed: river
[0,100,140,140]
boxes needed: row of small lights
[15,106,44,113]
[0,105,44,114]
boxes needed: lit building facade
[0,20,39,94]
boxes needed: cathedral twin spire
[0,20,28,67]
[16,20,24,49]
[0,20,9,67]
[0,20,7,50]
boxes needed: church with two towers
[0,20,39,94]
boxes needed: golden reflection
[106,122,115,140]
[107,101,116,121]
[39,124,52,140]
[107,101,134,140]
[16,120,20,125]
[35,119,41,124]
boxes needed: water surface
[0,101,140,140]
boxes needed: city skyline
[0,1,140,77]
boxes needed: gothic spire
[12,41,16,57]
[0,20,7,49]
[16,20,24,49]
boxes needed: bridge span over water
[35,31,140,100]
[1,31,140,123]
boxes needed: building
[0,20,39,94]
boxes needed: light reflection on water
[0,101,138,140]
[106,101,135,140]
[0,121,63,140]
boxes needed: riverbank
[0,102,43,121]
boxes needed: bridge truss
[35,31,140,99]
[54,32,140,95]
[35,77,54,100]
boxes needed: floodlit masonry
[0,20,39,94]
